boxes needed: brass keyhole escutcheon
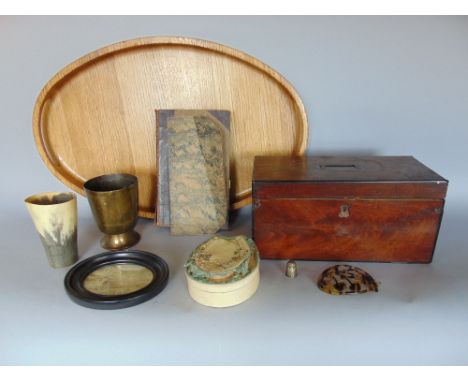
[339,204,350,218]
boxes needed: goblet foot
[101,230,140,250]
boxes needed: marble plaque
[156,110,230,234]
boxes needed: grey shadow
[228,206,252,236]
[77,215,101,257]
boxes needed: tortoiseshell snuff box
[252,156,448,263]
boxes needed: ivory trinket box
[253,156,448,263]
[185,235,260,307]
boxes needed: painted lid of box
[253,156,448,199]
[185,235,259,284]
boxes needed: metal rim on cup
[83,173,137,194]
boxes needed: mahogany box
[252,156,448,263]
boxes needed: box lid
[185,235,259,284]
[253,156,448,199]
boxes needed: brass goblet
[84,174,140,250]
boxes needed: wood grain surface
[252,156,448,263]
[33,37,308,219]
[253,198,444,263]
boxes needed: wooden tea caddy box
[252,156,448,263]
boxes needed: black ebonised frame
[64,250,169,310]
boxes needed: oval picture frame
[64,250,169,309]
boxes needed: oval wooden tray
[33,36,308,219]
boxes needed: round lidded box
[185,235,260,308]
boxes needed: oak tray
[33,36,308,219]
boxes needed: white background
[1,16,467,365]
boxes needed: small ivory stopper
[285,260,297,278]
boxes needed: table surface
[1,200,467,366]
